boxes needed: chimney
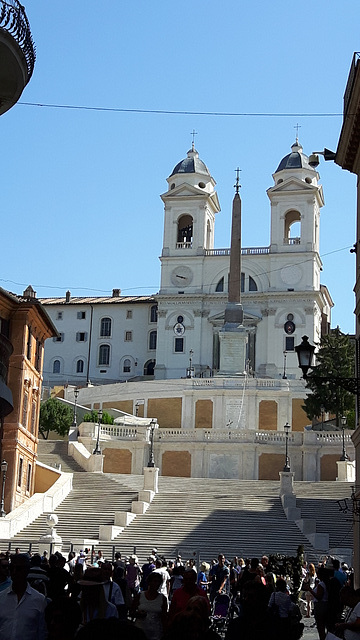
[112,288,121,297]
[23,285,36,299]
[65,290,71,303]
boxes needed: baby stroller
[210,593,232,635]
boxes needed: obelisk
[218,169,248,376]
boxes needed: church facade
[42,139,332,388]
[41,141,354,481]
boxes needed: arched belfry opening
[177,215,193,248]
[284,210,301,245]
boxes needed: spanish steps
[3,441,353,563]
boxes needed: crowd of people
[0,546,359,640]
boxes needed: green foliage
[303,328,355,427]
[39,397,73,439]
[83,410,114,424]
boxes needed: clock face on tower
[171,266,193,287]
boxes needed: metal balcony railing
[0,0,36,81]
[344,52,360,117]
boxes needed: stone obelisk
[218,170,248,376]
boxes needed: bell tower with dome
[268,139,324,255]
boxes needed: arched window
[99,344,110,366]
[149,330,157,350]
[76,359,84,373]
[53,360,61,374]
[100,317,112,337]
[144,360,155,376]
[150,305,158,323]
[249,276,258,291]
[177,215,193,247]
[123,358,131,373]
[216,277,224,292]
[284,210,301,244]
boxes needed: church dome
[170,145,210,177]
[275,140,313,173]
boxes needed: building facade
[42,140,332,387]
[0,287,56,512]
[336,51,360,587]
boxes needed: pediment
[267,177,315,195]
[208,309,262,326]
[161,183,220,211]
[161,183,207,199]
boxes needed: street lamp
[147,419,157,467]
[0,460,8,517]
[295,336,316,378]
[283,423,291,472]
[340,415,350,461]
[186,349,194,378]
[72,387,79,429]
[93,409,103,455]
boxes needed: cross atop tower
[294,123,301,143]
[191,129,198,150]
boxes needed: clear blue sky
[1,1,359,333]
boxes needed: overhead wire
[0,244,353,297]
[18,102,344,117]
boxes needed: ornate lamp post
[283,423,291,472]
[72,387,79,429]
[93,409,103,455]
[0,460,8,517]
[340,415,349,461]
[295,336,316,378]
[148,419,157,468]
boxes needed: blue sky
[1,1,359,333]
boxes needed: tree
[39,397,73,439]
[83,410,114,424]
[303,327,355,427]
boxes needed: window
[26,327,32,361]
[126,310,133,319]
[123,358,131,373]
[76,332,87,342]
[31,401,36,434]
[26,463,32,493]
[53,333,64,343]
[56,311,63,320]
[35,340,42,372]
[149,330,157,350]
[76,359,84,373]
[150,305,158,323]
[174,337,184,353]
[22,392,28,428]
[249,276,258,292]
[0,317,10,338]
[285,337,295,351]
[53,360,61,374]
[77,311,86,319]
[216,277,224,292]
[99,344,110,366]
[125,331,132,342]
[100,317,112,337]
[17,458,23,488]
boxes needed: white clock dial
[171,266,193,287]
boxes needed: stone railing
[205,246,270,257]
[78,422,354,452]
[0,0,36,80]
[192,378,289,390]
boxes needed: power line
[18,101,344,118]
[0,244,353,297]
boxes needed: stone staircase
[3,442,353,564]
[294,481,354,550]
